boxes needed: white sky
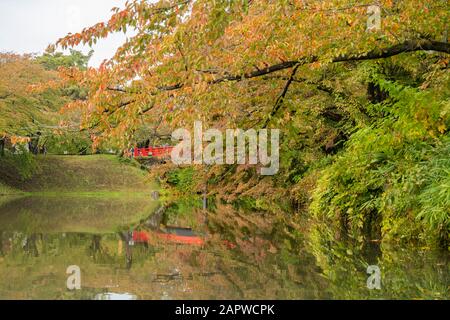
[0,0,130,67]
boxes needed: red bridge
[133,146,174,158]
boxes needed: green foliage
[36,49,93,71]
[311,72,450,247]
[415,140,450,242]
[308,223,449,299]
[166,167,197,192]
[36,50,92,101]
[44,132,92,155]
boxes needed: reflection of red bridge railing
[133,146,174,158]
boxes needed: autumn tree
[55,0,448,142]
[0,51,94,155]
[55,0,449,246]
[0,53,63,141]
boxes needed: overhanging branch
[161,39,450,92]
[87,39,449,132]
[264,64,302,128]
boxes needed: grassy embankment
[0,155,155,195]
[0,155,160,233]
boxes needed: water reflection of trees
[308,222,449,299]
[205,204,327,299]
[0,204,448,299]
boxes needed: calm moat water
[0,195,448,300]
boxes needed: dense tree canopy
[55,0,448,143]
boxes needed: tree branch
[103,100,136,115]
[264,64,302,128]
[90,39,449,131]
[162,39,450,92]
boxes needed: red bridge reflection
[133,227,205,246]
[132,228,236,249]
